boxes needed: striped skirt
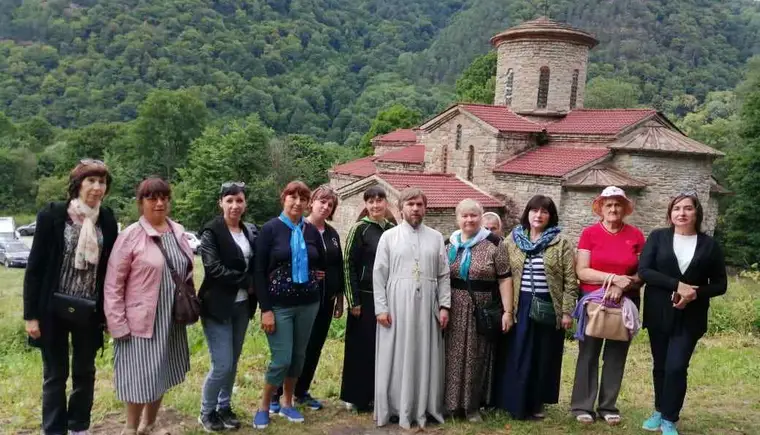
[113,232,190,403]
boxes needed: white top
[231,230,252,302]
[673,233,698,274]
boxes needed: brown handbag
[152,234,201,325]
[584,275,629,341]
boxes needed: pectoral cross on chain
[413,261,421,293]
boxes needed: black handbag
[466,280,503,340]
[526,254,556,326]
[152,235,201,325]
[51,292,97,326]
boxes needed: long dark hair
[667,193,703,233]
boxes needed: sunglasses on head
[220,181,246,193]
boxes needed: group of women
[22,159,726,435]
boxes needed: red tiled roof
[331,156,376,178]
[563,164,647,189]
[376,145,425,164]
[378,172,503,209]
[545,109,656,135]
[494,146,610,177]
[610,122,724,156]
[460,104,543,133]
[373,128,417,143]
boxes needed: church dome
[490,16,598,48]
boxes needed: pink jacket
[104,216,195,339]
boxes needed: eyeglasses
[80,159,105,165]
[220,181,246,193]
[677,189,699,199]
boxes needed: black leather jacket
[198,216,258,322]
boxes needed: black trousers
[40,316,101,434]
[648,328,702,423]
[275,296,336,399]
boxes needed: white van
[0,217,18,241]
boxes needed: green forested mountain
[1,0,759,143]
[415,0,760,109]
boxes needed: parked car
[0,217,18,241]
[184,231,200,254]
[17,222,36,236]
[0,240,30,268]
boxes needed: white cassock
[373,220,451,429]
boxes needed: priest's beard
[402,212,424,228]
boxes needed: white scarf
[67,199,101,270]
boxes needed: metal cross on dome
[543,0,549,17]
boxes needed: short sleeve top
[577,221,645,294]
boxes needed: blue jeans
[200,301,250,414]
[265,302,320,386]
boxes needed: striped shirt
[520,255,549,293]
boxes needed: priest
[373,187,451,429]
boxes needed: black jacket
[23,201,118,348]
[254,217,326,311]
[198,216,258,322]
[343,218,394,309]
[639,227,727,336]
[318,223,345,301]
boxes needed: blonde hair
[309,184,339,220]
[455,199,484,216]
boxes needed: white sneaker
[344,401,355,411]
[467,411,483,422]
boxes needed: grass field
[1,254,759,434]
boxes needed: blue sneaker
[642,411,662,431]
[661,419,679,435]
[296,393,323,410]
[252,410,270,429]
[279,406,305,423]
[269,400,281,415]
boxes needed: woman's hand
[315,270,326,281]
[612,274,633,290]
[350,306,362,317]
[674,282,698,309]
[377,312,392,328]
[261,311,276,334]
[561,314,573,330]
[333,298,344,319]
[603,284,624,303]
[25,319,41,339]
[501,311,514,333]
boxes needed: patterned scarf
[67,199,101,270]
[448,227,490,280]
[511,224,561,255]
[278,212,309,284]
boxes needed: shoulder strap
[152,234,185,291]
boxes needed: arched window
[467,145,475,181]
[455,124,462,150]
[537,66,550,109]
[505,68,514,106]
[570,69,579,109]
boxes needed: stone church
[328,17,727,242]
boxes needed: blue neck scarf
[448,227,490,280]
[511,225,561,255]
[278,213,309,284]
